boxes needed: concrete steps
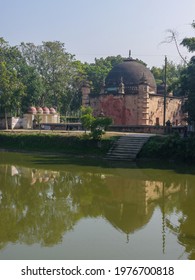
[105,134,151,161]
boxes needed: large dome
[105,58,156,92]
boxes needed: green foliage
[180,57,195,122]
[151,61,185,95]
[181,21,195,53]
[80,106,95,132]
[34,114,42,129]
[139,134,195,161]
[0,133,113,156]
[19,63,45,113]
[84,55,123,93]
[20,41,77,112]
[0,61,26,128]
[0,38,88,116]
[90,117,112,140]
[0,37,44,116]
[80,106,112,140]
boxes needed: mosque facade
[82,57,185,127]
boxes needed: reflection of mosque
[97,176,181,245]
[0,163,194,259]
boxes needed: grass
[0,130,118,157]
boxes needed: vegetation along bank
[138,134,195,161]
[0,132,116,157]
[1,132,195,162]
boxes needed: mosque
[3,55,185,130]
[82,56,185,127]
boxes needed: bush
[0,132,114,156]
[139,134,195,161]
[80,106,112,140]
[90,117,112,140]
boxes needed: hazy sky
[1,0,195,67]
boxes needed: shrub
[80,106,112,140]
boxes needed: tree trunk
[5,108,8,130]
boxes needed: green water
[0,151,195,260]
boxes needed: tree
[179,21,195,123]
[151,61,185,95]
[80,106,95,133]
[0,39,27,122]
[181,21,195,53]
[80,106,112,140]
[20,41,77,113]
[60,60,87,113]
[162,29,187,64]
[85,55,124,93]
[0,62,25,129]
[90,116,112,140]
[19,64,45,114]
[0,37,44,115]
[180,56,195,123]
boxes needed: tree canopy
[84,55,124,93]
[181,21,195,53]
[151,61,185,95]
[179,21,195,122]
[19,41,80,113]
[0,38,26,127]
[180,57,195,123]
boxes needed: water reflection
[0,152,195,259]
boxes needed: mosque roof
[105,58,156,90]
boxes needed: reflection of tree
[0,165,80,249]
[0,160,194,260]
[165,183,195,259]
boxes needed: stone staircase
[106,134,151,161]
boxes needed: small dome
[50,107,56,114]
[36,107,43,114]
[42,107,50,114]
[28,106,37,114]
[105,58,156,92]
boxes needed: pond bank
[138,134,195,162]
[0,131,116,157]
[0,131,195,162]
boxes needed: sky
[0,0,195,68]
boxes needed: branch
[161,29,187,64]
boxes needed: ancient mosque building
[82,56,185,126]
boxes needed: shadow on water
[1,150,195,176]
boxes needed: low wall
[108,125,188,135]
[0,114,60,129]
[0,117,23,129]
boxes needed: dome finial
[125,50,133,61]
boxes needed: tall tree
[20,41,76,113]
[180,56,195,123]
[0,61,25,128]
[0,38,27,127]
[179,20,195,122]
[61,59,87,113]
[151,61,185,95]
[19,64,45,113]
[85,55,123,93]
[0,37,45,115]
[181,21,195,53]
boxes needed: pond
[0,151,195,260]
